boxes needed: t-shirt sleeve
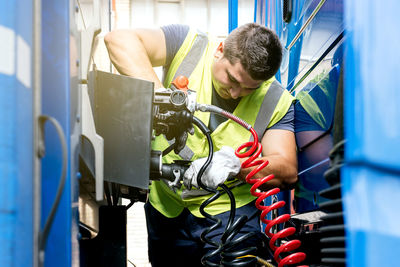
[161,24,190,68]
[268,103,295,132]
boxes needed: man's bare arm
[237,129,298,190]
[104,28,166,88]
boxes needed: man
[105,23,297,266]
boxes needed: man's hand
[183,146,241,189]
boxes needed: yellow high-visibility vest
[150,29,294,218]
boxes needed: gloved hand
[183,146,241,190]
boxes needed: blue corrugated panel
[344,0,400,265]
[0,0,33,266]
[342,166,400,266]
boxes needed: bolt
[76,172,82,180]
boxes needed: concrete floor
[125,201,151,267]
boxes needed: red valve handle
[172,75,189,92]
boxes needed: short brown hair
[223,23,282,81]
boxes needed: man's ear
[218,41,224,52]
[214,42,224,59]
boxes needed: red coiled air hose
[235,128,308,267]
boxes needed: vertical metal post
[109,0,113,72]
[33,0,42,266]
[109,0,112,32]
[253,0,257,22]
[228,0,238,32]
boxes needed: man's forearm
[238,155,298,191]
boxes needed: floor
[125,201,152,267]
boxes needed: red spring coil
[235,128,308,267]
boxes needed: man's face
[211,43,263,100]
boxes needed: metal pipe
[32,0,42,266]
[286,0,326,50]
[228,0,238,33]
[109,0,113,72]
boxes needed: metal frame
[33,0,42,265]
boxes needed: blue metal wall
[343,0,400,266]
[0,0,34,266]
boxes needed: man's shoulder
[161,24,190,38]
[162,24,191,67]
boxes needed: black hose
[192,117,220,265]
[194,107,262,267]
[192,117,258,267]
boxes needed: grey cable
[37,115,67,267]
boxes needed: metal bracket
[79,0,101,81]
[81,84,104,201]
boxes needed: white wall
[127,0,255,37]
[110,0,254,77]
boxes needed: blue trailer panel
[40,0,79,266]
[343,0,400,266]
[0,0,34,266]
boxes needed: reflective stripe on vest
[172,32,208,81]
[165,30,209,160]
[252,80,285,140]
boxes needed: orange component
[172,75,189,92]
